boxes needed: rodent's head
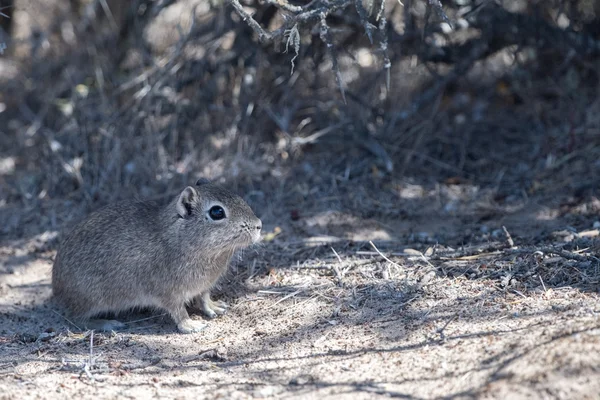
[173,179,262,250]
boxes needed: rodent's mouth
[234,230,261,247]
[251,231,262,244]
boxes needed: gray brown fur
[52,180,262,333]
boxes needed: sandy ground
[1,201,600,400]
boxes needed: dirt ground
[1,185,599,399]
[2,0,600,399]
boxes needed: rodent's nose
[255,219,262,231]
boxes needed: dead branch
[229,0,353,44]
[319,17,346,103]
[376,1,391,92]
[355,0,376,44]
[262,0,303,13]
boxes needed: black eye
[209,206,226,220]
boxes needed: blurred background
[0,0,599,255]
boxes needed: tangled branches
[228,0,420,100]
[229,0,600,111]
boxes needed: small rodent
[52,178,262,333]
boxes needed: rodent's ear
[195,178,211,186]
[176,186,198,218]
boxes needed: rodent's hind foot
[177,318,207,334]
[194,292,229,319]
[83,319,126,332]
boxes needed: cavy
[52,179,262,333]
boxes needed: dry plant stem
[263,0,303,13]
[433,244,597,264]
[98,0,119,31]
[268,289,304,308]
[378,8,391,92]
[319,17,346,104]
[0,6,10,19]
[535,247,596,263]
[89,330,94,369]
[369,241,402,269]
[502,226,515,248]
[360,241,597,270]
[123,313,169,325]
[229,0,272,42]
[82,330,96,382]
[51,309,82,331]
[427,0,450,26]
[355,0,376,44]
[330,246,345,283]
[229,0,352,44]
[292,121,350,145]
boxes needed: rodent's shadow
[0,298,235,338]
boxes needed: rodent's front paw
[177,319,207,334]
[200,298,229,319]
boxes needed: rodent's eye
[208,206,226,221]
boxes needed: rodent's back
[52,181,262,322]
[52,200,168,313]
